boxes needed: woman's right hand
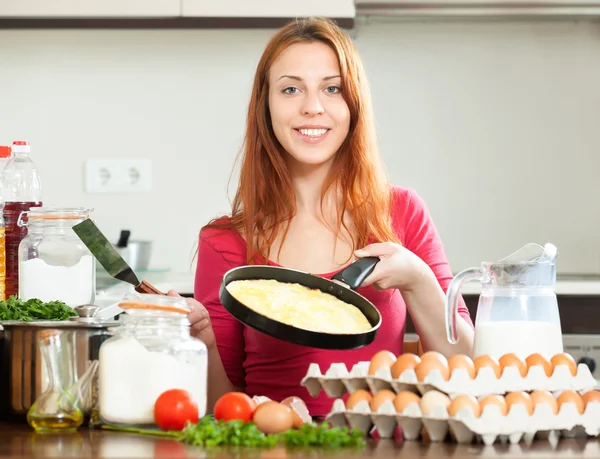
[167,290,216,350]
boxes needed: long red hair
[204,17,399,264]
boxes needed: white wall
[1,18,599,276]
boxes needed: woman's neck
[288,160,336,217]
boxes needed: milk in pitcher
[473,320,563,360]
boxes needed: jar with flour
[94,294,207,429]
[18,207,95,306]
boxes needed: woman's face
[268,42,351,171]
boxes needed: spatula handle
[135,280,165,295]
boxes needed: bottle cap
[0,146,10,158]
[12,140,31,154]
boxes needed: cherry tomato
[154,389,199,431]
[213,392,256,422]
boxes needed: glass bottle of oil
[27,330,97,433]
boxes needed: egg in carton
[447,390,600,446]
[414,353,598,397]
[323,387,600,446]
[303,351,598,399]
[324,388,453,441]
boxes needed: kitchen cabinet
[181,0,355,19]
[0,0,180,18]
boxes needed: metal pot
[0,306,118,420]
[115,240,152,272]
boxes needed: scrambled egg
[226,279,372,334]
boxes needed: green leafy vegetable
[0,296,77,321]
[278,422,366,448]
[98,417,366,451]
[177,417,366,449]
[178,417,278,447]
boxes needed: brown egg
[346,389,372,410]
[550,353,577,377]
[479,394,508,416]
[368,350,397,376]
[370,390,396,412]
[473,355,502,378]
[525,353,553,377]
[281,396,312,428]
[499,353,527,377]
[557,390,585,414]
[505,392,534,415]
[419,390,451,416]
[448,354,476,379]
[448,394,481,417]
[393,391,421,413]
[420,351,448,364]
[582,390,600,407]
[390,353,421,379]
[415,356,450,382]
[252,401,294,434]
[530,390,558,415]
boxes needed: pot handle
[331,257,379,291]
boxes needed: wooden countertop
[1,421,599,458]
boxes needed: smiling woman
[179,17,475,417]
[268,41,350,168]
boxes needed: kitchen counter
[1,422,599,458]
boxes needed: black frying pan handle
[331,256,379,290]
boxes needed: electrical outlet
[84,158,152,193]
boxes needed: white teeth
[299,128,328,137]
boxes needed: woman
[183,17,474,416]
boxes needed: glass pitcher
[445,242,563,360]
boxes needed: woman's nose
[302,92,325,116]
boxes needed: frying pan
[219,257,382,350]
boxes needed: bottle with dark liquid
[1,141,42,298]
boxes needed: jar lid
[119,294,191,316]
[26,207,93,220]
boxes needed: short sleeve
[194,230,246,389]
[392,187,474,328]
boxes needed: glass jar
[94,294,207,429]
[18,207,95,306]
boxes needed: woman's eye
[325,86,341,94]
[283,87,299,94]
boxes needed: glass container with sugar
[18,207,95,306]
[93,294,207,429]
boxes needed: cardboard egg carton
[301,361,598,398]
[324,398,600,445]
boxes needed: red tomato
[154,389,199,431]
[213,392,256,422]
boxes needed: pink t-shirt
[194,186,473,415]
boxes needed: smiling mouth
[295,128,330,138]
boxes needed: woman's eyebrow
[276,74,341,82]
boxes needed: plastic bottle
[1,141,42,298]
[0,145,11,301]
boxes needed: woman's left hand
[354,242,433,292]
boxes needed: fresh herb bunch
[178,417,366,448]
[0,296,76,321]
[278,422,366,448]
[178,417,278,447]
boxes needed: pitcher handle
[445,267,482,344]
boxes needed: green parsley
[278,422,366,448]
[178,418,366,449]
[178,417,278,447]
[0,296,77,321]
